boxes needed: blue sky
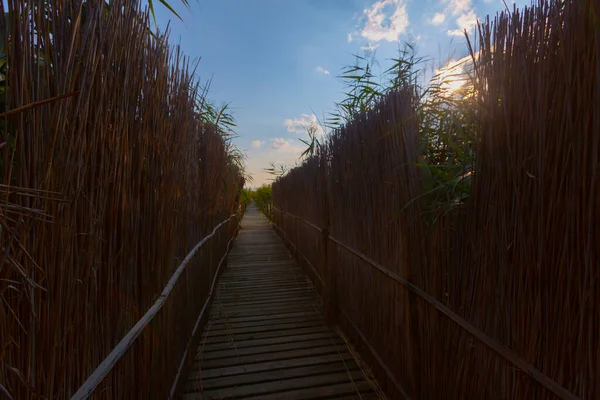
[154,0,528,187]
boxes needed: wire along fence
[0,0,245,398]
[272,1,598,398]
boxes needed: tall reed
[0,0,243,397]
[273,0,598,398]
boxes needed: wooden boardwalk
[182,203,384,399]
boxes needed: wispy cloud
[429,12,446,25]
[348,32,354,42]
[315,66,330,75]
[283,113,325,136]
[270,138,303,154]
[448,0,472,16]
[271,138,289,149]
[251,140,263,148]
[359,0,409,42]
[447,9,477,36]
[428,0,478,37]
[360,43,380,52]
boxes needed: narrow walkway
[183,203,383,399]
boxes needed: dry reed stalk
[272,0,598,398]
[0,0,243,398]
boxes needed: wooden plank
[210,303,318,316]
[215,288,313,296]
[212,295,317,307]
[208,310,321,324]
[216,282,309,290]
[225,268,300,273]
[218,283,310,291]
[217,282,313,290]
[221,266,298,272]
[212,299,318,310]
[221,267,299,272]
[215,286,315,297]
[224,265,300,270]
[200,332,339,352]
[203,320,328,338]
[231,246,292,250]
[213,300,320,310]
[218,275,304,282]
[197,337,345,361]
[200,326,330,345]
[228,243,286,248]
[222,263,301,269]
[227,257,293,264]
[185,370,366,399]
[198,345,352,369]
[229,248,288,253]
[188,362,361,392]
[203,314,324,332]
[215,286,314,296]
[216,276,306,284]
[335,393,384,400]
[214,291,315,302]
[214,293,312,301]
[220,270,302,275]
[218,278,308,286]
[218,276,309,283]
[240,381,376,400]
[218,270,302,278]
[229,250,289,254]
[215,291,315,300]
[220,272,305,279]
[229,250,291,255]
[212,297,318,308]
[217,281,312,290]
[225,262,295,269]
[189,353,356,381]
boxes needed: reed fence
[0,0,244,398]
[272,1,598,398]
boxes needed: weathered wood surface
[182,203,384,399]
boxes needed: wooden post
[319,149,336,325]
[294,216,299,258]
[322,227,337,325]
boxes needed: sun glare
[434,55,473,98]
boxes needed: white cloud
[283,114,325,136]
[348,32,354,42]
[270,138,303,154]
[315,66,330,75]
[360,0,409,42]
[447,0,472,16]
[251,140,263,148]
[447,9,477,36]
[271,138,289,149]
[430,12,446,25]
[429,0,478,37]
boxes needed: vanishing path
[182,202,383,399]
